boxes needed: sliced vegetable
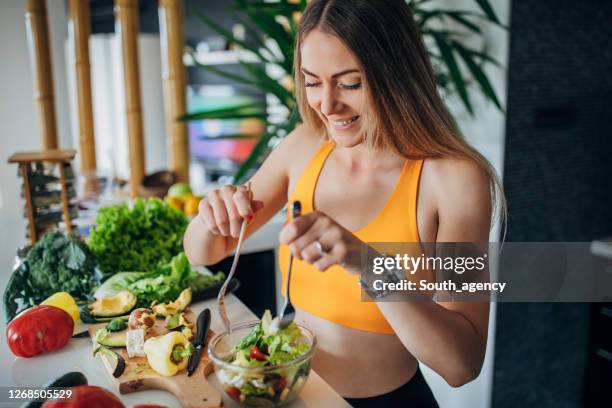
[106,318,127,332]
[88,291,136,317]
[152,288,191,317]
[93,328,126,348]
[226,386,241,402]
[250,345,267,361]
[79,307,129,324]
[128,308,156,331]
[143,332,192,376]
[93,346,126,378]
[6,305,74,358]
[165,312,182,330]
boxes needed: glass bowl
[208,320,316,407]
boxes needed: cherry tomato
[274,376,288,393]
[226,386,241,401]
[42,385,124,408]
[6,305,74,358]
[250,345,267,361]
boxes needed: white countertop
[0,213,350,408]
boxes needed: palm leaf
[238,3,294,68]
[238,61,295,108]
[473,0,500,24]
[232,130,275,184]
[189,56,258,88]
[454,42,502,110]
[444,12,481,33]
[433,33,473,114]
[194,10,271,64]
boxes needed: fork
[217,182,251,334]
[271,200,301,332]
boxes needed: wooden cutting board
[88,309,223,408]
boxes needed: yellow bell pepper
[183,195,202,216]
[41,292,80,324]
[143,332,191,376]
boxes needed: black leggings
[344,368,439,408]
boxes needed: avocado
[152,288,192,317]
[94,328,127,347]
[89,291,136,317]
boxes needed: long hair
[294,0,506,232]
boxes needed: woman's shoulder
[271,122,326,165]
[422,155,492,213]
[262,122,326,181]
[425,155,491,188]
[420,155,493,240]
[281,122,326,153]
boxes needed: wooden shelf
[8,149,76,163]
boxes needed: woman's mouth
[329,115,360,131]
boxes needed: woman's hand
[198,184,264,238]
[279,211,363,273]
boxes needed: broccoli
[3,232,99,322]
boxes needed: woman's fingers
[199,184,262,237]
[279,212,319,246]
[313,229,347,271]
[198,199,220,235]
[208,190,231,236]
[291,216,332,259]
[233,186,252,218]
[299,239,328,263]
[220,186,242,237]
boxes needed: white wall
[419,1,510,408]
[65,34,168,181]
[0,0,71,223]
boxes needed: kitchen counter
[0,213,350,408]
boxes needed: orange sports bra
[278,141,423,334]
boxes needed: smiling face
[300,29,366,147]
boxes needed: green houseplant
[181,0,505,183]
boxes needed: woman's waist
[297,308,418,397]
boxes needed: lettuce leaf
[88,198,188,278]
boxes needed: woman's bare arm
[183,124,312,265]
[376,158,492,387]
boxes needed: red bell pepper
[6,305,74,358]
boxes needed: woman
[184,0,503,406]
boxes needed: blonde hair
[294,0,506,234]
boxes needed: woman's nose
[320,86,340,116]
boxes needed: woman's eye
[304,82,361,89]
[340,82,362,90]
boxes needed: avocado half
[89,290,137,317]
[152,288,192,317]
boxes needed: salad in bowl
[208,310,316,407]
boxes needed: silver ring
[315,240,326,257]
